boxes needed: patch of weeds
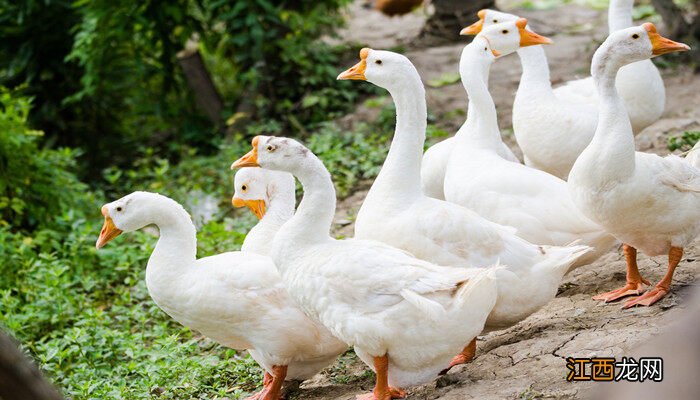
[326,349,373,385]
[668,131,700,152]
[519,386,544,399]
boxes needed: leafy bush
[0,88,91,230]
[1,0,371,176]
[203,0,370,127]
[0,212,262,399]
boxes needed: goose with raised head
[232,167,296,255]
[232,136,499,399]
[420,19,533,200]
[338,46,591,337]
[568,23,695,308]
[463,2,665,179]
[95,191,346,400]
[442,35,616,269]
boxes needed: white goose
[463,2,665,179]
[232,136,499,399]
[232,167,296,255]
[338,46,590,340]
[568,24,695,308]
[96,191,346,400]
[442,35,616,268]
[421,18,549,200]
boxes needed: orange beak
[644,23,690,56]
[460,10,486,35]
[337,48,369,80]
[232,197,267,220]
[96,206,123,249]
[517,18,553,47]
[231,137,260,169]
[492,49,501,57]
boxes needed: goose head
[232,167,295,220]
[461,9,518,35]
[336,48,421,92]
[231,136,312,176]
[477,18,552,56]
[465,36,502,68]
[593,23,689,74]
[96,191,164,249]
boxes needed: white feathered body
[272,237,498,388]
[145,247,346,380]
[569,151,700,256]
[356,191,591,327]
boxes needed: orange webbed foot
[623,286,669,308]
[592,280,650,303]
[439,338,477,375]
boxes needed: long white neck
[581,45,636,180]
[517,45,553,92]
[242,185,295,255]
[272,155,335,267]
[455,45,503,152]
[456,79,476,137]
[608,0,634,32]
[144,196,198,292]
[369,71,427,200]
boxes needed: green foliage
[0,0,82,148]
[0,88,91,230]
[1,0,368,176]
[0,211,262,399]
[204,0,372,128]
[0,87,265,399]
[668,130,700,152]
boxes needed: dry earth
[283,1,700,399]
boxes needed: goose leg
[593,244,650,302]
[259,365,287,400]
[439,337,476,375]
[624,247,682,308]
[244,371,274,400]
[356,355,405,400]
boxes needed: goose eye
[116,207,123,212]
[493,19,498,23]
[375,60,382,65]
[241,185,248,192]
[632,34,639,39]
[266,145,275,152]
[502,29,509,34]
[484,47,488,51]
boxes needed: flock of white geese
[95,2,699,399]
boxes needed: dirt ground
[288,1,700,399]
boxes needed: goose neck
[145,198,198,292]
[585,48,636,178]
[517,46,552,90]
[608,0,634,32]
[370,74,427,199]
[242,189,294,254]
[274,156,335,251]
[456,45,502,151]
